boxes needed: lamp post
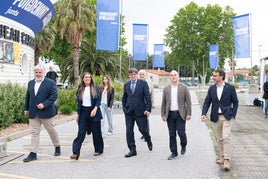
[202,55,205,87]
[259,44,263,92]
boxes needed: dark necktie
[131,81,135,94]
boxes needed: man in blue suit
[201,69,238,171]
[23,64,61,162]
[122,68,152,158]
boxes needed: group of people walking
[22,64,239,171]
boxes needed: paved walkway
[0,89,220,179]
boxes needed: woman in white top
[71,72,103,160]
[100,75,114,137]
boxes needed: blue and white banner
[133,24,148,61]
[153,44,164,68]
[96,0,120,51]
[0,0,55,35]
[209,44,218,69]
[232,14,250,58]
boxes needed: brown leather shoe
[70,154,79,160]
[216,156,224,164]
[224,159,231,170]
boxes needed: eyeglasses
[212,75,220,77]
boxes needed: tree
[164,2,236,85]
[35,23,56,65]
[54,0,96,85]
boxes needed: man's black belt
[170,110,179,113]
[218,113,223,115]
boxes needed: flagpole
[119,0,123,82]
[250,13,253,83]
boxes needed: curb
[0,114,76,143]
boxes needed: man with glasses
[201,69,238,170]
[122,68,153,158]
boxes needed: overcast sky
[123,0,268,68]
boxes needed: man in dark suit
[201,69,238,171]
[23,64,61,162]
[122,68,152,158]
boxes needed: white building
[0,1,55,85]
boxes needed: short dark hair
[128,68,138,74]
[214,69,225,80]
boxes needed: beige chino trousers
[29,116,60,153]
[214,115,232,160]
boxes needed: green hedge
[57,88,77,114]
[0,82,28,130]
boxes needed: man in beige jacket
[161,70,192,160]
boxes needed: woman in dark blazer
[70,72,103,160]
[99,75,114,136]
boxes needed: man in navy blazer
[201,69,238,171]
[122,68,152,158]
[23,64,61,162]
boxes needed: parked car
[57,80,68,89]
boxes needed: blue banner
[153,44,164,68]
[209,44,218,69]
[232,14,250,58]
[133,24,148,61]
[0,0,55,35]
[96,0,120,51]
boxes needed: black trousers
[72,106,103,155]
[167,111,187,155]
[125,111,151,151]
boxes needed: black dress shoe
[147,139,153,151]
[54,146,61,156]
[125,150,137,158]
[23,152,37,162]
[181,146,186,155]
[168,153,178,160]
[87,127,92,135]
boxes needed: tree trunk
[73,45,80,86]
[34,47,40,66]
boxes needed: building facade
[0,0,55,85]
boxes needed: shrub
[0,82,28,129]
[113,82,123,101]
[57,88,77,112]
[58,105,73,115]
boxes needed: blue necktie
[131,81,135,94]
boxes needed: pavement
[0,87,267,179]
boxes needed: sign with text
[232,14,250,58]
[96,0,120,51]
[133,24,148,61]
[153,44,164,68]
[209,44,218,69]
[0,0,55,35]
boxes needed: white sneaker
[107,132,112,136]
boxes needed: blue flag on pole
[96,0,120,51]
[153,44,164,68]
[209,44,219,69]
[133,24,148,61]
[232,14,250,58]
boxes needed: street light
[203,55,206,86]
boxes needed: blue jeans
[100,104,113,136]
[265,99,268,115]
